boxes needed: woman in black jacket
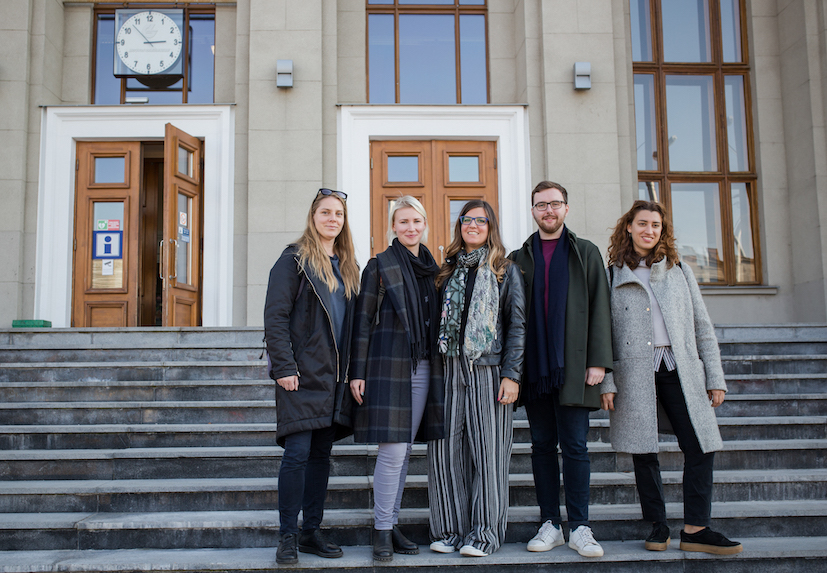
[264,188,360,565]
[428,200,526,557]
[349,196,445,562]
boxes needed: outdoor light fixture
[277,60,293,88]
[574,62,591,90]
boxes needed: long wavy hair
[436,200,510,287]
[296,193,360,298]
[607,200,679,270]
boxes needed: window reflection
[94,15,120,104]
[399,15,456,104]
[638,181,660,202]
[630,0,653,62]
[730,183,756,282]
[460,15,487,104]
[671,182,724,283]
[665,75,717,171]
[721,0,742,62]
[369,14,395,104]
[635,74,658,171]
[725,76,749,172]
[662,0,711,62]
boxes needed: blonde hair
[296,193,360,299]
[387,195,429,245]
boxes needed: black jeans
[278,425,337,535]
[524,390,592,529]
[632,366,715,527]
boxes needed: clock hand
[133,26,153,44]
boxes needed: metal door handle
[439,245,444,263]
[158,240,165,282]
[169,238,178,281]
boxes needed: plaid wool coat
[349,248,445,444]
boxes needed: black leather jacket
[264,245,355,446]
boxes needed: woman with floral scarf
[428,200,526,557]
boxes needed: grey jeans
[373,359,430,530]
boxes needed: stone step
[0,361,268,383]
[0,346,264,364]
[0,328,266,349]
[721,354,827,376]
[723,373,827,394]
[3,416,823,451]
[1,466,823,513]
[0,380,274,403]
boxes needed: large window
[367,0,488,104]
[632,0,759,285]
[93,6,215,104]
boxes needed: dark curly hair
[607,200,679,270]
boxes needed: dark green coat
[508,229,613,409]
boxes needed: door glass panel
[662,0,711,62]
[665,75,717,171]
[178,146,193,177]
[387,156,419,182]
[671,182,724,283]
[638,181,660,202]
[368,14,395,104]
[94,156,126,184]
[721,0,742,62]
[731,183,756,282]
[634,74,658,171]
[630,0,653,62]
[725,75,749,172]
[448,156,480,182]
[459,15,487,104]
[91,201,125,289]
[399,14,456,103]
[176,193,191,285]
[449,199,469,241]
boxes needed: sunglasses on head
[317,188,347,201]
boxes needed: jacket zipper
[296,257,341,383]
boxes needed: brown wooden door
[370,140,498,261]
[162,124,203,326]
[72,141,142,327]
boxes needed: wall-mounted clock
[114,9,184,77]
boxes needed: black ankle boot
[392,525,419,554]
[276,533,298,565]
[373,530,393,562]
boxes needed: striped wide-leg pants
[427,356,513,554]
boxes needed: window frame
[365,0,490,104]
[91,4,216,105]
[633,0,760,286]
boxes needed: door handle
[439,245,444,263]
[158,240,165,282]
[169,238,178,281]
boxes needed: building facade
[1,0,824,328]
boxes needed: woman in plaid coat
[350,196,445,562]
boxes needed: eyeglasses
[317,188,347,201]
[460,216,489,226]
[532,200,566,211]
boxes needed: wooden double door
[72,124,203,327]
[370,140,499,261]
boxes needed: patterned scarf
[437,246,499,362]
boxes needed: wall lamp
[574,62,591,90]
[277,60,293,88]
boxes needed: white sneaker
[429,539,456,553]
[459,544,489,557]
[527,520,565,552]
[568,525,604,557]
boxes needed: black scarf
[390,238,440,367]
[524,227,569,400]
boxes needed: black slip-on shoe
[276,533,298,565]
[644,522,671,551]
[298,528,343,558]
[680,528,743,555]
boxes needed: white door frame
[36,105,235,327]
[337,105,532,268]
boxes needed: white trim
[36,105,235,327]
[337,105,532,267]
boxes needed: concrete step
[0,380,273,403]
[1,467,823,513]
[1,499,825,551]
[0,328,265,349]
[0,535,824,572]
[0,346,264,364]
[0,361,268,383]
[721,354,827,376]
[723,373,827,394]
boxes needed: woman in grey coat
[600,200,742,556]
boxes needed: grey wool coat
[601,259,726,454]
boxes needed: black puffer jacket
[264,245,355,446]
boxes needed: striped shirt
[654,345,677,372]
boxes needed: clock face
[116,11,183,75]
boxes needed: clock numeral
[125,27,131,34]
[134,61,138,67]
[120,39,124,46]
[124,51,128,58]
[135,18,140,25]
[170,26,175,33]
[170,52,174,58]
[161,18,165,24]
[147,14,154,22]
[147,63,152,71]
[173,39,178,46]
[160,60,164,67]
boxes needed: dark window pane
[460,0,486,4]
[399,14,456,104]
[634,74,658,170]
[125,77,184,104]
[630,0,653,61]
[94,157,125,183]
[671,182,724,283]
[95,15,121,104]
[459,15,487,103]
[665,75,717,171]
[638,181,660,202]
[721,0,742,62]
[369,14,396,103]
[400,0,455,3]
[724,75,749,171]
[188,16,215,104]
[730,183,756,282]
[662,0,711,62]
[387,156,419,181]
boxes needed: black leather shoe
[373,529,393,562]
[276,533,298,565]
[644,522,670,551]
[392,525,419,554]
[298,528,343,558]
